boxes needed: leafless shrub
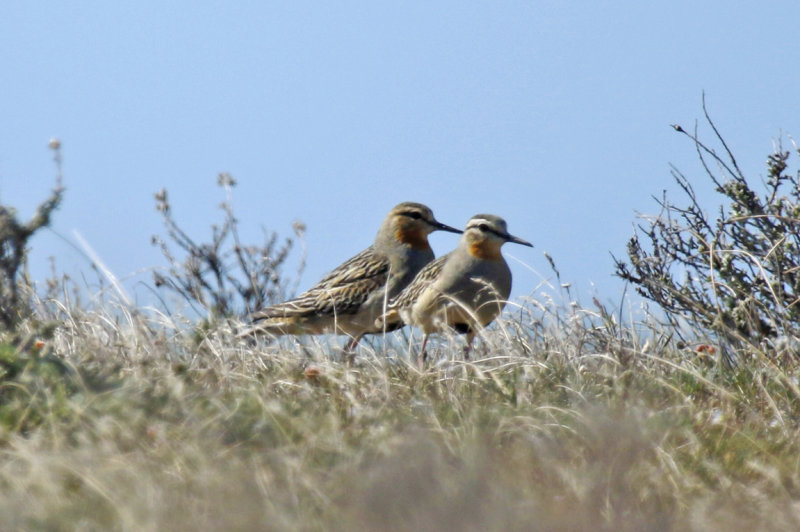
[151,173,305,322]
[0,141,64,330]
[614,97,800,361]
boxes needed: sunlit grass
[1,292,800,531]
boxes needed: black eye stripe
[469,223,505,238]
[402,211,423,220]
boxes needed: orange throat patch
[469,242,503,260]
[395,227,432,251]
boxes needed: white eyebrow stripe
[466,220,510,240]
[466,218,494,228]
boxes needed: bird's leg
[463,331,475,360]
[344,334,362,365]
[418,334,430,370]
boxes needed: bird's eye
[405,211,423,220]
[478,223,490,232]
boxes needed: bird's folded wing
[314,246,388,287]
[251,246,390,320]
[388,253,450,309]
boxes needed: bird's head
[462,214,533,260]
[385,202,462,250]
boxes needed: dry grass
[2,292,800,531]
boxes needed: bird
[378,214,533,361]
[243,202,462,354]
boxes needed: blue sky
[2,2,799,309]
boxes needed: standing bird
[244,202,462,353]
[379,214,532,360]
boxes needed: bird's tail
[237,305,305,339]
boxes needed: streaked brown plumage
[243,202,462,352]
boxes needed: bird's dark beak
[504,233,533,247]
[430,220,463,234]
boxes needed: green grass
[2,297,800,531]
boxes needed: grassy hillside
[3,131,800,530]
[2,293,799,531]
